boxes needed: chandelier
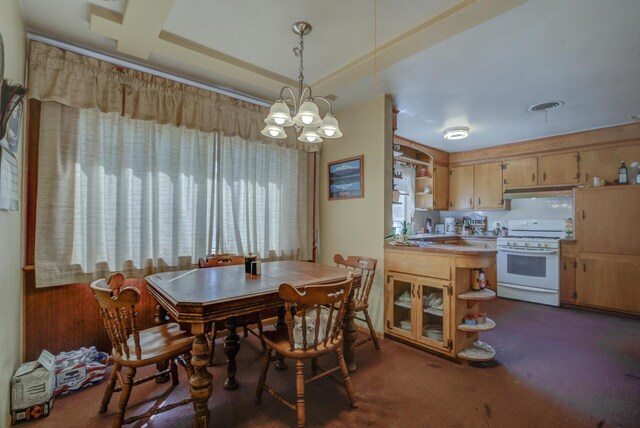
[262,22,342,144]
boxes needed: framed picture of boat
[328,155,364,200]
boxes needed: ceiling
[19,0,640,152]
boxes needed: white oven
[497,220,565,307]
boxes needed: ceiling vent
[528,101,565,113]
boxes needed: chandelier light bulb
[261,124,287,139]
[318,114,342,138]
[298,128,323,143]
[274,117,286,125]
[324,129,335,137]
[301,115,314,125]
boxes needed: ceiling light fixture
[262,22,342,144]
[443,126,469,140]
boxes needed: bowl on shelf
[400,320,412,331]
[423,324,443,341]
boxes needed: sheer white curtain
[35,102,216,286]
[398,163,416,222]
[214,135,311,261]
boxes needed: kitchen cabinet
[538,152,580,185]
[575,187,640,255]
[473,161,504,209]
[449,163,504,210]
[433,164,449,210]
[572,186,640,315]
[449,165,474,209]
[576,253,640,314]
[502,157,538,188]
[560,241,577,304]
[579,145,640,185]
[384,246,498,361]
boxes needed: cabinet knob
[469,198,473,206]
[543,172,547,181]
[532,173,535,182]
[478,197,481,206]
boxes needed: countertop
[384,242,497,256]
[408,233,498,240]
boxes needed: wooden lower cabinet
[385,248,498,361]
[560,256,577,304]
[576,253,640,314]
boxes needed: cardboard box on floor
[11,351,55,424]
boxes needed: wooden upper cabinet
[473,161,504,209]
[538,152,580,185]
[433,164,449,210]
[574,186,640,255]
[449,166,474,210]
[580,145,640,185]
[502,157,537,188]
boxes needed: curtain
[213,135,312,261]
[398,163,416,222]
[27,40,317,152]
[35,102,216,287]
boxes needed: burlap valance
[27,40,317,152]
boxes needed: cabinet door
[576,254,640,314]
[416,279,451,352]
[560,257,576,304]
[473,162,504,209]
[575,186,640,255]
[580,145,640,185]
[433,164,449,210]
[538,152,580,185]
[503,157,537,188]
[449,166,474,210]
[386,273,417,340]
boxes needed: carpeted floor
[28,298,640,427]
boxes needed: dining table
[145,260,362,427]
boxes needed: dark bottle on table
[619,161,628,184]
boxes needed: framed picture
[328,155,364,200]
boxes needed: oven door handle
[498,248,558,255]
[498,283,558,294]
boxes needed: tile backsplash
[412,197,573,232]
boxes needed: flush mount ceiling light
[443,126,469,140]
[262,22,342,144]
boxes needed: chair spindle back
[280,272,354,352]
[90,273,142,360]
[334,254,377,304]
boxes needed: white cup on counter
[593,176,601,186]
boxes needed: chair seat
[262,329,343,359]
[113,323,193,367]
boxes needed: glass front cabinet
[386,273,452,352]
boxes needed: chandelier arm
[279,86,298,112]
[313,96,334,115]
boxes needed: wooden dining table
[145,260,362,427]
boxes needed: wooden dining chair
[334,254,380,350]
[90,274,195,428]
[198,254,264,366]
[255,272,358,428]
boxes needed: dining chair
[90,273,194,428]
[198,254,264,366]
[255,271,358,428]
[334,254,380,350]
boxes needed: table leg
[223,317,240,390]
[274,306,288,371]
[343,287,358,373]
[189,323,212,427]
[154,304,171,383]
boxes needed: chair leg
[256,314,265,350]
[99,362,119,413]
[363,309,380,350]
[255,347,272,404]
[183,352,194,381]
[170,358,179,385]
[295,359,306,428]
[113,367,136,428]
[208,322,218,367]
[243,321,249,337]
[336,348,358,409]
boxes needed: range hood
[503,185,575,199]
